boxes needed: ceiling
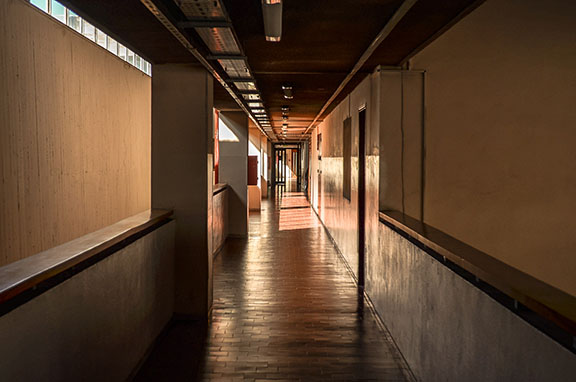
[61,0,484,141]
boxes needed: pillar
[152,64,213,318]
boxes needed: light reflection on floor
[278,191,320,231]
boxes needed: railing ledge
[0,209,173,314]
[379,210,576,339]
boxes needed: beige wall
[0,0,151,266]
[409,0,576,295]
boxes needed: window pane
[118,44,127,61]
[82,21,95,41]
[67,10,81,32]
[30,0,48,12]
[127,49,135,65]
[107,37,118,55]
[135,55,142,70]
[96,29,107,48]
[50,0,66,23]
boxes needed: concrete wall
[219,111,248,237]
[212,188,228,254]
[0,222,175,382]
[152,64,214,318]
[407,0,576,295]
[374,223,576,381]
[310,73,380,278]
[0,0,151,266]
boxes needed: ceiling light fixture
[282,85,293,99]
[262,0,282,42]
[234,81,257,91]
[242,93,261,100]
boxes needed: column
[152,64,214,319]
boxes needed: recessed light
[242,93,261,100]
[282,85,293,99]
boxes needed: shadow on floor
[133,319,207,381]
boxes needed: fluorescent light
[218,59,250,78]
[262,1,282,42]
[243,93,261,100]
[234,81,256,91]
[248,102,264,108]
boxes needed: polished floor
[136,188,411,381]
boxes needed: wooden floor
[135,190,410,381]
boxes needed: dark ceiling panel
[221,0,405,137]
[59,0,485,140]
[222,0,404,73]
[255,72,347,130]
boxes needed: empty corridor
[137,191,411,381]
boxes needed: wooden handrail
[0,209,173,316]
[213,183,228,196]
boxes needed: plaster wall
[0,0,151,266]
[409,0,576,295]
[0,222,175,381]
[375,223,576,381]
[378,71,424,218]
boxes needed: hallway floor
[136,190,411,381]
